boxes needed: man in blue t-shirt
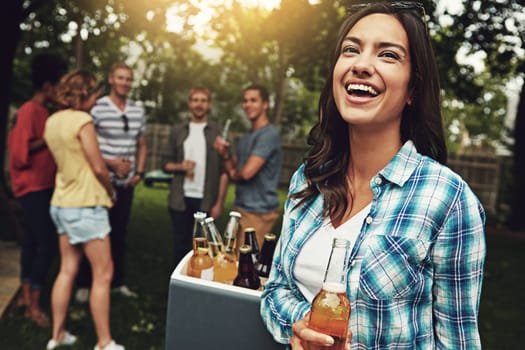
[215,84,281,250]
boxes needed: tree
[441,0,524,226]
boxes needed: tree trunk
[273,50,288,127]
[509,81,525,230]
[0,6,23,195]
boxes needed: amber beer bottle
[202,217,237,284]
[233,245,261,290]
[309,238,351,350]
[187,212,214,280]
[243,227,260,264]
[255,233,277,278]
[223,211,241,255]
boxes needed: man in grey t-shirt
[215,84,281,250]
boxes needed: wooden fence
[145,123,501,213]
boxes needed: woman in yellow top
[44,70,124,350]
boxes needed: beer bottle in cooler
[223,211,241,256]
[187,212,213,280]
[202,217,237,284]
[243,227,260,264]
[233,245,261,290]
[255,233,277,279]
[308,238,351,350]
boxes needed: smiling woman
[260,2,486,350]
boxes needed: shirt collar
[379,140,421,187]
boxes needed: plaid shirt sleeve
[432,184,485,348]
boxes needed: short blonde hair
[55,70,97,110]
[110,62,133,76]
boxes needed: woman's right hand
[290,313,351,350]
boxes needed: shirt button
[366,216,373,224]
[374,177,382,185]
[351,261,356,267]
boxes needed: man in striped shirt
[76,63,147,301]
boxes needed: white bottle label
[201,267,214,281]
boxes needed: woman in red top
[8,53,67,328]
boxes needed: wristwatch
[135,171,144,179]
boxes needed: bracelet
[135,171,144,179]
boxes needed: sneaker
[112,285,138,298]
[75,288,89,303]
[46,331,77,349]
[94,340,125,350]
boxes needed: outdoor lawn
[0,182,523,349]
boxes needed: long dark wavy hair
[293,2,447,223]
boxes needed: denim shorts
[50,205,111,245]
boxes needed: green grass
[1,183,524,349]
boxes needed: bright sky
[166,0,484,70]
[166,0,319,34]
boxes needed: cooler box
[165,251,284,349]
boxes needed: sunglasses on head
[350,1,427,18]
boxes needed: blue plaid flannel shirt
[260,141,485,349]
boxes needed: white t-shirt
[294,203,372,302]
[183,122,207,198]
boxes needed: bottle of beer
[201,217,237,284]
[308,238,351,350]
[233,245,261,290]
[223,211,241,256]
[255,233,277,278]
[243,227,260,265]
[187,212,213,280]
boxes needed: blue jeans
[17,188,58,290]
[169,197,203,268]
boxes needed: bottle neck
[238,252,255,277]
[259,239,277,265]
[323,238,350,288]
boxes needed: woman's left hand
[290,313,351,350]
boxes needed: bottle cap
[204,217,215,224]
[264,233,277,241]
[239,244,252,253]
[229,211,241,218]
[193,211,207,220]
[244,227,256,233]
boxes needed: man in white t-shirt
[162,88,229,266]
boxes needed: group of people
[8,1,488,349]
[9,60,146,350]
[161,84,282,266]
[8,53,283,349]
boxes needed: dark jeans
[77,185,134,288]
[169,197,203,268]
[17,188,58,290]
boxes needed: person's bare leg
[50,234,82,341]
[84,235,113,348]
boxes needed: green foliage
[9,0,525,150]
